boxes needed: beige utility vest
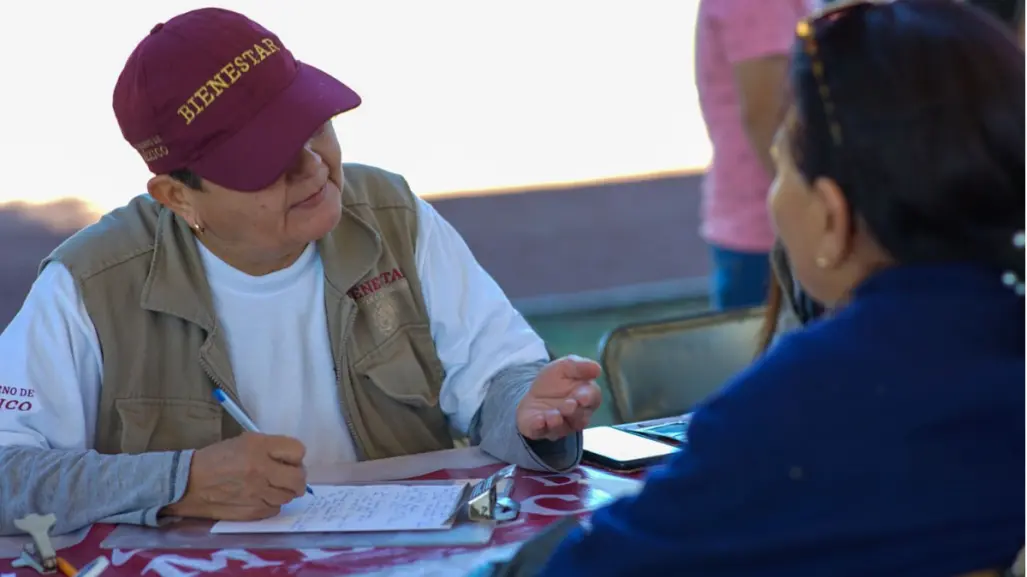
[43,164,455,460]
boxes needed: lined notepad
[211,483,469,534]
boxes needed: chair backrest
[598,306,766,423]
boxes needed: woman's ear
[148,175,199,225]
[809,176,853,268]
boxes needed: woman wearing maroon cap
[0,8,602,535]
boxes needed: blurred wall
[0,200,99,328]
[431,172,710,315]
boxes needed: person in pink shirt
[695,0,814,309]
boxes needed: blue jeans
[709,245,771,310]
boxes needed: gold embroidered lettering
[194,86,215,106]
[221,62,241,83]
[262,38,280,53]
[177,105,197,125]
[206,73,230,96]
[176,37,283,125]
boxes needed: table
[2,448,643,577]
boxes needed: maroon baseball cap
[113,8,361,191]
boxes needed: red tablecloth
[4,463,641,576]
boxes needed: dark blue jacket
[539,264,1025,577]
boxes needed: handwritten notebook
[211,483,469,534]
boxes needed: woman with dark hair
[490,1,1024,575]
[757,0,1025,354]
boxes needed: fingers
[562,400,594,430]
[557,404,594,433]
[522,409,566,440]
[522,412,549,439]
[553,393,597,434]
[264,435,307,465]
[260,485,304,507]
[251,433,308,503]
[175,434,310,521]
[216,504,282,522]
[555,384,601,416]
[558,397,579,417]
[543,408,565,432]
[522,386,600,440]
[553,355,602,381]
[572,383,602,410]
[524,408,587,441]
[264,462,308,500]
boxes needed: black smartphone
[582,426,681,472]
[632,421,690,445]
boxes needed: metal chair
[598,306,766,424]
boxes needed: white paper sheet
[211,483,469,534]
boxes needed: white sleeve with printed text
[413,197,550,435]
[0,263,101,450]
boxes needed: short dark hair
[788,0,1024,283]
[169,168,203,190]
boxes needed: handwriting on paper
[211,483,469,534]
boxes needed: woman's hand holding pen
[160,432,309,521]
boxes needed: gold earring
[191,222,204,235]
[815,255,829,268]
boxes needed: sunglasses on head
[795,0,897,147]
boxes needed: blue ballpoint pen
[212,388,315,496]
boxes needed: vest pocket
[114,398,223,454]
[352,323,453,457]
[353,323,443,408]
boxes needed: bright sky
[0,1,709,213]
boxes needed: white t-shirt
[0,197,548,468]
